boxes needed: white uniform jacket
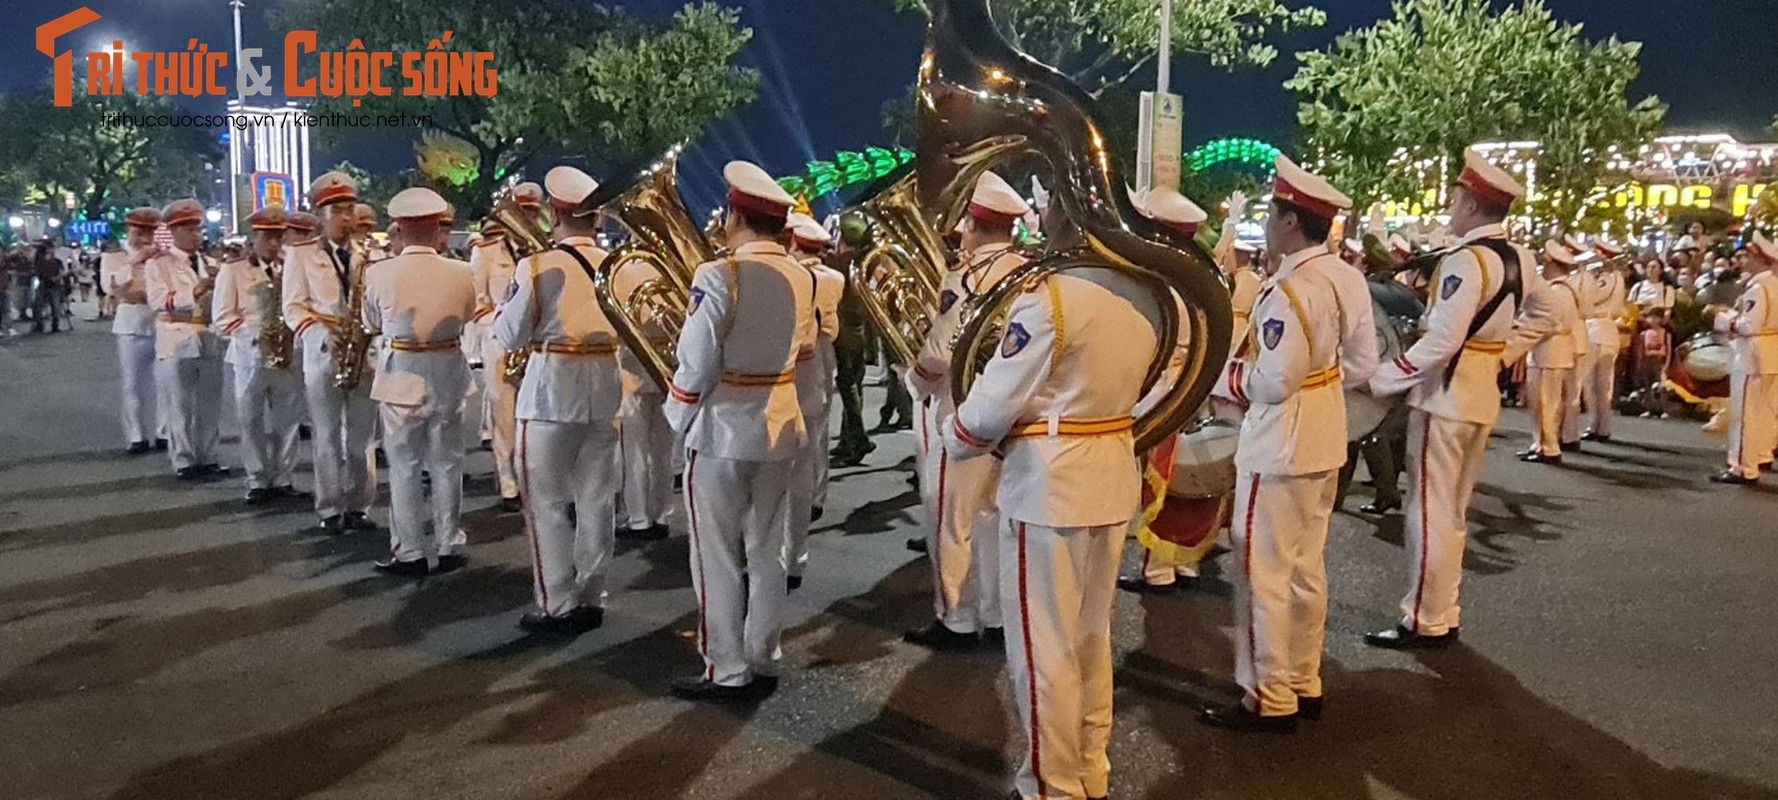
[283,238,370,374]
[211,255,288,368]
[469,237,519,362]
[909,243,1028,401]
[792,257,845,410]
[361,246,476,409]
[1505,269,1580,370]
[1229,267,1263,338]
[666,240,819,462]
[945,268,1158,528]
[1369,224,1535,425]
[1715,272,1778,375]
[1212,249,1349,477]
[492,236,623,424]
[1301,253,1380,388]
[145,246,218,361]
[1583,267,1628,350]
[101,246,157,336]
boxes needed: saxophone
[330,251,372,391]
[255,256,294,369]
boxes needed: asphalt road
[1,325,1775,800]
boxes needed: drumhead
[1169,418,1238,499]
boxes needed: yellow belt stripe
[721,370,796,387]
[532,340,617,356]
[1463,339,1507,354]
[1301,365,1342,391]
[158,312,207,325]
[1008,415,1133,440]
[387,338,462,353]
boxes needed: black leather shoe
[1117,576,1179,596]
[1710,471,1758,485]
[905,537,928,554]
[272,485,310,500]
[519,606,603,636]
[1364,625,1459,650]
[319,515,349,535]
[903,621,980,652]
[125,440,152,455]
[978,627,1005,649]
[672,474,684,493]
[344,512,378,532]
[617,523,669,541]
[498,496,522,514]
[810,505,824,522]
[1580,431,1611,443]
[245,487,273,506]
[1559,440,1581,452]
[670,676,768,702]
[480,438,493,451]
[373,558,429,578]
[174,466,199,480]
[786,574,803,593]
[434,554,468,574]
[154,438,169,451]
[1199,702,1297,733]
[200,463,229,477]
[1296,695,1324,720]
[1518,451,1562,464]
[1359,499,1401,515]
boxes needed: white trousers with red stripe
[1581,344,1618,437]
[1561,347,1591,443]
[781,407,829,578]
[1726,372,1778,479]
[1527,367,1570,456]
[621,388,675,529]
[304,370,378,520]
[918,398,1002,633]
[685,450,792,687]
[1231,470,1336,717]
[483,346,521,500]
[382,399,469,563]
[1399,410,1492,635]
[1002,518,1122,800]
[519,419,619,615]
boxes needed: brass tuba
[579,147,709,393]
[921,0,1232,452]
[488,184,554,386]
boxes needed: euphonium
[489,184,554,386]
[578,147,709,393]
[921,0,1232,452]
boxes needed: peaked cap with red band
[1457,148,1526,210]
[1271,156,1351,222]
[724,160,796,220]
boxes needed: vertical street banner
[1136,90,1185,194]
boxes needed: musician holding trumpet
[101,207,165,455]
[211,206,306,504]
[146,198,228,480]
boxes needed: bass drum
[1680,333,1732,383]
[1348,298,1402,442]
[1169,416,1239,499]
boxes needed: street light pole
[1157,0,1171,96]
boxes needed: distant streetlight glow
[6,216,22,228]
[205,209,223,223]
[47,218,61,228]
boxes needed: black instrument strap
[1442,238,1523,388]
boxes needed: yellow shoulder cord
[1465,244,1496,320]
[1276,278,1316,357]
[722,255,741,343]
[1045,277,1066,374]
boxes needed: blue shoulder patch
[1001,321,1031,358]
[938,289,959,314]
[1262,318,1285,350]
[1441,274,1463,300]
[690,286,706,312]
[503,280,518,302]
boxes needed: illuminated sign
[252,171,295,212]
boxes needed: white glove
[1225,190,1249,221]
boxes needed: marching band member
[612,233,676,542]
[1199,159,1363,733]
[904,172,1029,650]
[780,213,844,590]
[494,167,622,633]
[359,189,477,576]
[145,199,226,479]
[664,161,813,699]
[212,206,305,504]
[1511,242,1584,464]
[284,172,379,535]
[1709,232,1778,485]
[103,207,165,454]
[1366,149,1536,649]
[470,218,523,512]
[1580,240,1629,442]
[942,204,1158,800]
[353,203,388,261]
[1557,234,1594,451]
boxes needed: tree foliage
[278,0,758,217]
[0,90,221,220]
[1287,0,1666,229]
[893,0,1323,96]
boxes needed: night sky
[3,0,1775,210]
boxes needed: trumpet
[579,147,710,394]
[488,184,554,386]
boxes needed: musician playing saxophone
[283,171,379,535]
[146,199,227,480]
[212,206,305,505]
